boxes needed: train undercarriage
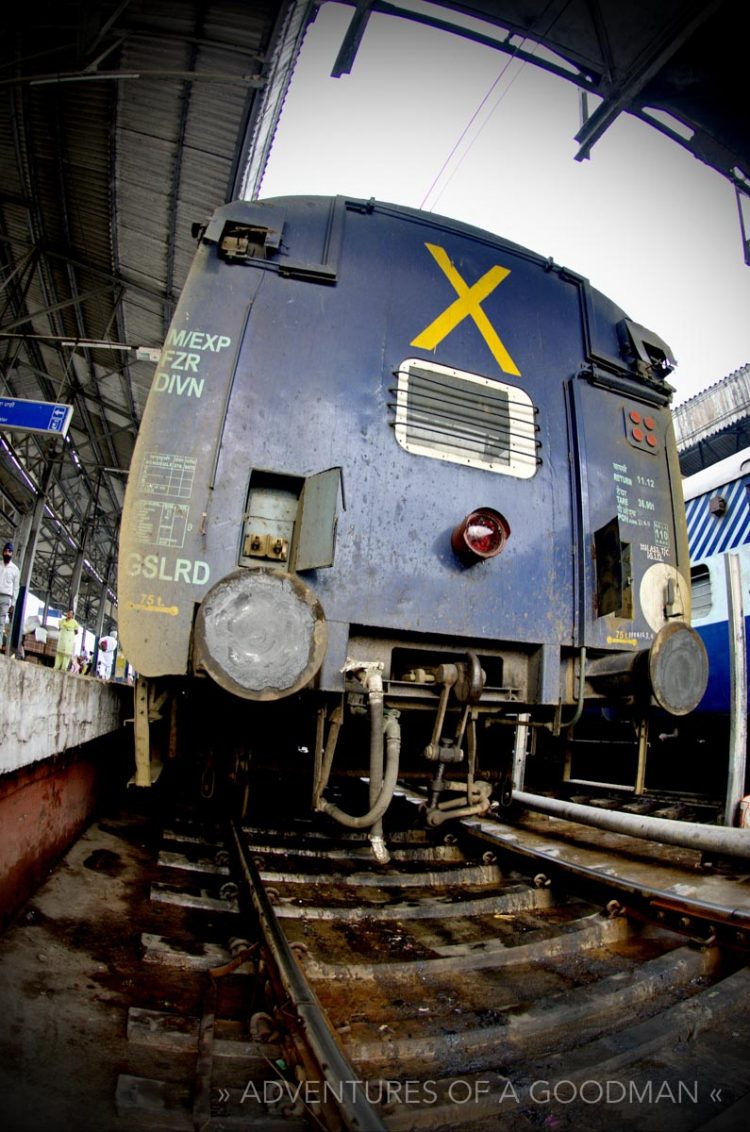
[131,617,712,857]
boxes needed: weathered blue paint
[119,196,687,703]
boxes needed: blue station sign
[0,397,73,436]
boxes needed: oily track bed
[243,817,750,1132]
[115,816,312,1132]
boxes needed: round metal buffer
[194,568,327,700]
[648,622,708,716]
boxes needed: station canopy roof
[1,0,746,621]
[674,364,750,476]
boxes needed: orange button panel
[625,406,658,453]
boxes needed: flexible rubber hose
[319,713,401,829]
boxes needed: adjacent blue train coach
[119,196,707,821]
[684,450,750,714]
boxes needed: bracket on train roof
[580,365,674,407]
[199,199,343,284]
[617,319,675,380]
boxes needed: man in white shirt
[0,541,20,645]
[97,630,118,678]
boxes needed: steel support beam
[724,553,748,827]
[574,0,724,160]
[10,447,58,653]
[331,0,375,77]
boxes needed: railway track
[118,787,750,1131]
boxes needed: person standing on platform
[0,542,20,651]
[54,609,81,672]
[97,630,118,678]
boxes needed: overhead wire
[419,0,574,213]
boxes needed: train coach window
[690,564,712,620]
[390,359,539,478]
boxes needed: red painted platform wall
[0,738,128,931]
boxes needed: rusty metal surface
[463,810,750,930]
[9,785,750,1130]
[229,797,750,1130]
[391,784,750,931]
[228,818,388,1132]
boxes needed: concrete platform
[0,792,161,1132]
[1,657,124,775]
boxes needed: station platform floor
[0,789,160,1132]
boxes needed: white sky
[259,0,750,406]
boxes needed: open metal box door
[291,466,343,572]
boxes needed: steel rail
[393,785,750,932]
[227,819,387,1132]
[466,816,750,934]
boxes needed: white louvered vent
[390,359,540,478]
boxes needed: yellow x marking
[411,243,520,376]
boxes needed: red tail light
[451,508,510,564]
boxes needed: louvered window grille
[390,359,540,478]
[690,563,712,621]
